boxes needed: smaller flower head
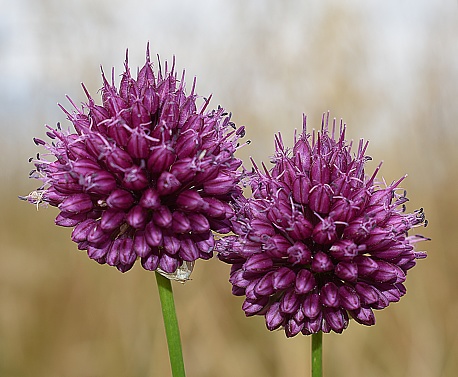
[218,113,428,336]
[23,46,245,275]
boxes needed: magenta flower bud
[175,129,199,158]
[254,272,276,296]
[354,255,379,276]
[371,261,405,284]
[118,238,136,265]
[188,213,210,234]
[350,306,375,326]
[265,234,291,258]
[209,218,232,234]
[168,158,196,183]
[152,205,173,228]
[56,212,87,227]
[141,252,159,271]
[194,231,215,255]
[158,99,180,129]
[171,211,191,233]
[280,289,300,314]
[329,239,360,260]
[176,190,206,211]
[126,205,148,229]
[293,137,312,172]
[139,188,160,209]
[287,242,312,265]
[295,269,315,295]
[285,319,304,338]
[339,286,360,310]
[85,134,106,158]
[266,302,284,330]
[250,219,276,239]
[158,253,180,273]
[245,280,259,301]
[334,261,358,282]
[59,193,93,214]
[100,209,125,231]
[163,234,181,255]
[377,284,402,302]
[292,175,311,204]
[127,127,151,158]
[156,171,181,196]
[229,269,250,288]
[130,102,151,129]
[54,176,82,195]
[312,217,338,245]
[133,231,151,258]
[311,251,334,273]
[272,267,296,290]
[303,314,323,335]
[244,253,274,273]
[309,183,332,214]
[287,214,313,240]
[320,282,340,308]
[82,172,116,196]
[302,292,320,318]
[71,219,96,242]
[203,173,235,195]
[354,282,379,305]
[106,239,121,266]
[329,197,357,222]
[343,217,374,242]
[179,238,200,261]
[147,145,176,173]
[142,87,159,114]
[145,222,163,247]
[72,158,100,175]
[87,245,108,261]
[311,156,331,185]
[88,103,109,127]
[106,147,133,172]
[87,222,109,245]
[323,307,348,333]
[242,297,268,316]
[44,189,67,206]
[106,189,134,210]
[108,121,130,147]
[123,166,148,190]
[202,197,230,219]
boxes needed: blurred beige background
[1,1,456,376]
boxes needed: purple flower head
[217,113,428,336]
[22,46,245,276]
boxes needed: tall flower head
[23,46,244,275]
[218,113,428,336]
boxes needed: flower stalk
[311,331,322,377]
[155,272,186,377]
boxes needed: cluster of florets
[217,114,428,336]
[25,48,244,274]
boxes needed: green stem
[311,331,323,377]
[155,272,186,377]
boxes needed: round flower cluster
[217,114,428,336]
[25,48,244,274]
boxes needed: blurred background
[1,0,456,376]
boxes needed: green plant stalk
[311,331,323,377]
[155,272,186,377]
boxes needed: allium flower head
[23,46,244,275]
[217,113,428,336]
